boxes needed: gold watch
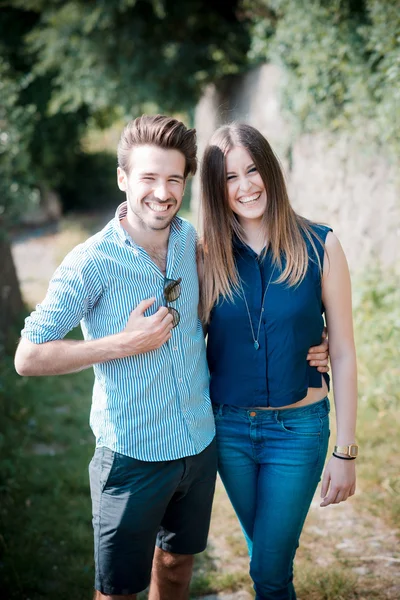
[334,444,359,458]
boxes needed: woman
[199,123,357,600]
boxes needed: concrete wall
[192,63,400,273]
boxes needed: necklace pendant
[254,341,260,350]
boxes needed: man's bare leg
[94,593,136,600]
[149,547,194,600]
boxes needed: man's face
[117,145,186,231]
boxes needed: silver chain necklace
[238,264,276,350]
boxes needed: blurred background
[0,1,399,599]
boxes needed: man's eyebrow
[139,171,184,180]
[226,163,255,175]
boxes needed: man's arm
[15,336,122,376]
[15,298,173,376]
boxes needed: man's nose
[154,184,170,201]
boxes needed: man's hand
[121,297,174,355]
[307,327,329,373]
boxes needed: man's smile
[146,202,171,213]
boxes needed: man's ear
[117,167,127,192]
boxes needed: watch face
[349,444,358,457]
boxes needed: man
[15,115,328,599]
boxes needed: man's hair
[117,115,197,178]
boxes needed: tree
[1,0,251,220]
[18,0,250,115]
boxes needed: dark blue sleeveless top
[207,223,332,408]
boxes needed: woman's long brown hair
[199,123,323,323]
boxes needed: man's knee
[153,549,194,583]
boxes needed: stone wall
[191,63,400,273]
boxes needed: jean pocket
[99,447,117,492]
[277,412,322,437]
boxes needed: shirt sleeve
[21,244,103,344]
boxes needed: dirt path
[12,231,60,307]
[12,229,400,600]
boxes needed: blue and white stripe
[22,203,215,461]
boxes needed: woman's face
[225,145,267,226]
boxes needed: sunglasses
[163,277,182,328]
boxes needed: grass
[2,216,399,598]
[0,330,95,599]
[295,565,359,600]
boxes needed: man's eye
[143,177,154,181]
[169,179,181,184]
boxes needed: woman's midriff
[256,378,329,410]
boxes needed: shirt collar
[112,201,182,249]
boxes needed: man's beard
[126,190,178,231]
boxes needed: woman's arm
[319,232,357,507]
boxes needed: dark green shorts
[89,438,217,595]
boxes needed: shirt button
[249,411,257,417]
[173,346,178,351]
[179,378,183,383]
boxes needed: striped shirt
[21,202,215,461]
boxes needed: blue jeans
[213,397,330,600]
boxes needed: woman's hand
[320,455,356,507]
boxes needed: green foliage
[0,55,37,224]
[0,5,89,223]
[19,0,250,115]
[0,0,250,224]
[361,0,400,152]
[245,0,400,157]
[2,0,399,225]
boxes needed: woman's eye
[227,175,236,181]
[248,167,257,174]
